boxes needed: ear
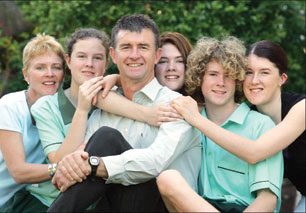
[65,54,71,69]
[154,48,162,65]
[280,73,288,86]
[22,69,29,84]
[110,47,117,64]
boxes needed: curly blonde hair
[185,36,247,104]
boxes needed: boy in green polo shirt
[157,37,283,212]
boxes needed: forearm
[191,114,264,163]
[244,189,277,212]
[50,109,88,162]
[10,163,51,184]
[96,91,148,123]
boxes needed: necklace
[25,90,36,125]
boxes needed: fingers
[100,81,112,98]
[78,76,105,111]
[52,167,76,192]
[80,77,104,98]
[100,74,120,98]
[58,151,90,183]
[59,157,83,182]
[156,104,183,123]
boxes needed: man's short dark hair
[111,14,160,50]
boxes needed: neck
[257,91,282,124]
[120,76,154,100]
[205,101,238,126]
[26,89,40,107]
[65,82,79,107]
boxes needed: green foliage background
[0,0,305,96]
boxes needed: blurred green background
[0,0,305,96]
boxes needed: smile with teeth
[213,90,226,94]
[165,75,179,80]
[82,71,94,75]
[43,82,55,85]
[250,88,263,92]
[128,63,142,67]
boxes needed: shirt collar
[202,102,250,127]
[58,87,76,125]
[117,78,163,102]
[135,78,163,102]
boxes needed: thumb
[81,151,89,160]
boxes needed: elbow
[244,150,263,164]
[11,170,26,184]
[247,157,259,165]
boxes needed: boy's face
[201,60,236,107]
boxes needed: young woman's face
[155,43,185,92]
[23,51,64,99]
[243,54,287,106]
[66,38,108,86]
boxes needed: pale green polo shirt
[28,87,80,206]
[31,87,76,156]
[198,103,283,212]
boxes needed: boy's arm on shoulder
[244,189,277,212]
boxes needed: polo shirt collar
[58,87,76,125]
[202,102,250,127]
[222,102,250,126]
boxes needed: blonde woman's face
[155,43,185,91]
[23,51,64,98]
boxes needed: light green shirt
[86,78,202,191]
[198,103,283,212]
[31,87,77,156]
[29,87,79,206]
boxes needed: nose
[216,75,225,86]
[251,72,260,84]
[85,57,93,67]
[45,67,55,77]
[167,60,175,71]
[130,47,140,59]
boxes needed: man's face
[110,29,162,85]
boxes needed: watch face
[90,156,99,166]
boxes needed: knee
[157,170,181,197]
[94,126,122,140]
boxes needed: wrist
[75,108,90,115]
[96,158,109,179]
[138,105,149,123]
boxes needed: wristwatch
[88,156,100,176]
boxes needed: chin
[247,97,264,106]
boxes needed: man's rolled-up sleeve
[102,119,201,185]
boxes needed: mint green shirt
[198,103,283,212]
[86,78,202,191]
[29,87,78,206]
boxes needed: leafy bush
[1,1,304,95]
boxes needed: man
[157,37,283,212]
[48,14,201,212]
